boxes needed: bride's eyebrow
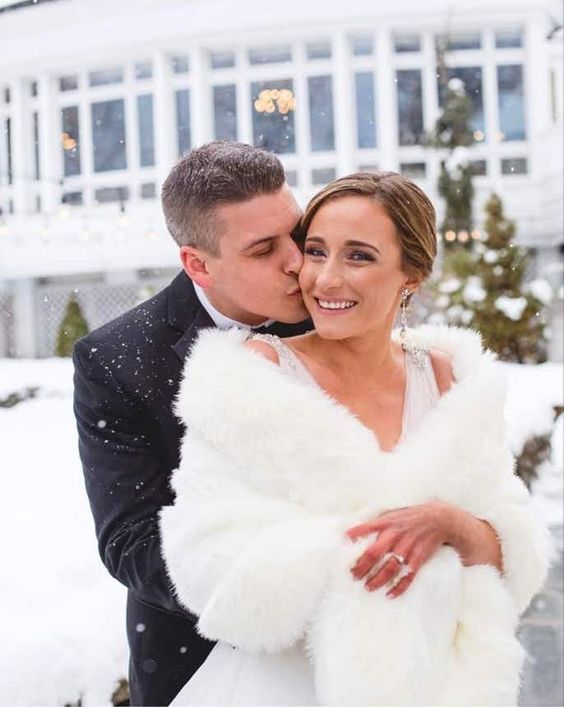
[305,236,380,255]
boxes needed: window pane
[91,99,127,172]
[89,67,123,87]
[210,51,235,69]
[249,46,292,65]
[438,32,481,51]
[307,41,332,60]
[311,167,336,185]
[497,65,525,141]
[495,28,523,48]
[308,75,335,151]
[501,157,527,175]
[213,84,237,141]
[350,35,373,56]
[355,71,376,149]
[439,67,485,137]
[140,182,156,199]
[94,186,129,204]
[33,111,40,180]
[175,89,191,156]
[285,170,298,187]
[62,191,83,205]
[394,34,421,53]
[135,61,153,80]
[470,159,487,176]
[59,75,78,92]
[5,117,13,184]
[252,80,296,154]
[61,105,81,177]
[137,94,155,167]
[171,55,189,74]
[358,163,379,172]
[400,162,426,179]
[396,69,424,146]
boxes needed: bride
[160,172,549,706]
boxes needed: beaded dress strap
[248,333,300,372]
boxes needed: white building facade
[0,0,562,357]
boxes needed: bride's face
[299,195,417,340]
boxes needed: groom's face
[197,184,308,325]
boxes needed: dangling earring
[399,288,410,348]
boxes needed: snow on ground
[0,356,562,706]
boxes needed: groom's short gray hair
[162,141,286,256]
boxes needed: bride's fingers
[365,554,406,592]
[346,522,377,541]
[386,566,416,598]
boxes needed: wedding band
[389,552,406,565]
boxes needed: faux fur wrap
[160,325,549,706]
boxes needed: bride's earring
[399,288,410,347]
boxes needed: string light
[254,88,296,115]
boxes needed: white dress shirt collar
[193,283,274,330]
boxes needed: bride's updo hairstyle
[301,172,437,284]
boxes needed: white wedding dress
[172,335,441,706]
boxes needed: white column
[10,79,34,214]
[526,20,550,184]
[333,31,355,177]
[375,28,397,171]
[38,73,61,214]
[482,28,501,189]
[13,278,37,357]
[236,47,253,144]
[190,46,212,147]
[293,42,310,190]
[421,31,440,190]
[153,51,176,189]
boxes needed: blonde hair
[301,171,437,282]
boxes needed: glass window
[350,35,373,56]
[285,170,298,187]
[137,94,155,167]
[175,89,191,155]
[94,186,129,204]
[33,111,40,180]
[470,160,487,176]
[61,105,81,177]
[311,167,336,185]
[135,61,153,80]
[251,80,296,154]
[501,157,527,175]
[358,163,379,172]
[355,72,376,149]
[89,67,123,87]
[396,69,424,146]
[497,65,525,141]
[210,50,235,69]
[400,162,426,179]
[249,46,292,65]
[91,99,127,172]
[438,32,481,51]
[495,28,523,49]
[4,87,10,104]
[171,55,189,74]
[140,182,156,199]
[306,41,332,60]
[439,67,485,137]
[62,191,83,206]
[30,81,38,97]
[308,75,335,152]
[59,75,78,92]
[394,34,421,53]
[213,84,237,141]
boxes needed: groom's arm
[73,338,190,617]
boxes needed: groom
[73,142,311,706]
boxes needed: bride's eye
[349,250,375,262]
[304,246,325,258]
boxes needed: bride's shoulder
[244,336,281,365]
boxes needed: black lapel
[167,271,215,363]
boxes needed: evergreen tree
[429,76,475,241]
[432,193,552,363]
[55,295,89,357]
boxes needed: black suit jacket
[73,271,310,706]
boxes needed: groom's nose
[283,237,304,276]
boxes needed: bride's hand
[346,502,502,599]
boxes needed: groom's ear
[180,245,214,289]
